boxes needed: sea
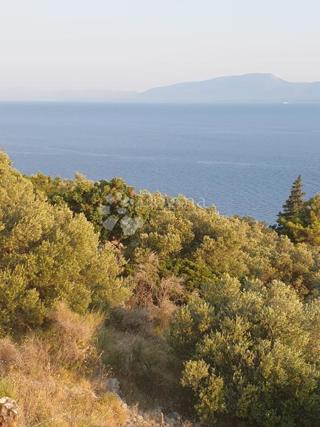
[0,102,319,224]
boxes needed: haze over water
[0,102,319,223]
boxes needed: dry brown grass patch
[0,304,128,426]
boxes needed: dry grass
[100,308,180,410]
[0,303,128,427]
[46,302,104,370]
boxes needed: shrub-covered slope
[1,150,320,426]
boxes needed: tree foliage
[0,152,130,334]
[278,176,305,225]
[275,176,320,245]
[30,172,145,241]
[171,276,320,425]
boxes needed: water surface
[0,102,319,223]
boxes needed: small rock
[0,397,18,427]
[106,377,120,395]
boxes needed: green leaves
[276,176,320,246]
[0,152,130,334]
[171,278,320,425]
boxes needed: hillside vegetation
[1,151,320,426]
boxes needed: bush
[170,275,320,426]
[0,152,130,334]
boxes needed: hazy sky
[0,0,319,91]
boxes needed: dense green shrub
[170,275,320,425]
[134,193,320,296]
[30,172,145,241]
[0,152,130,334]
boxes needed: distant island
[1,73,320,103]
[140,73,320,104]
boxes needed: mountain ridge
[140,73,320,103]
[1,74,320,103]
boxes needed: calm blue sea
[0,102,319,223]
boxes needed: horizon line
[1,72,320,94]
